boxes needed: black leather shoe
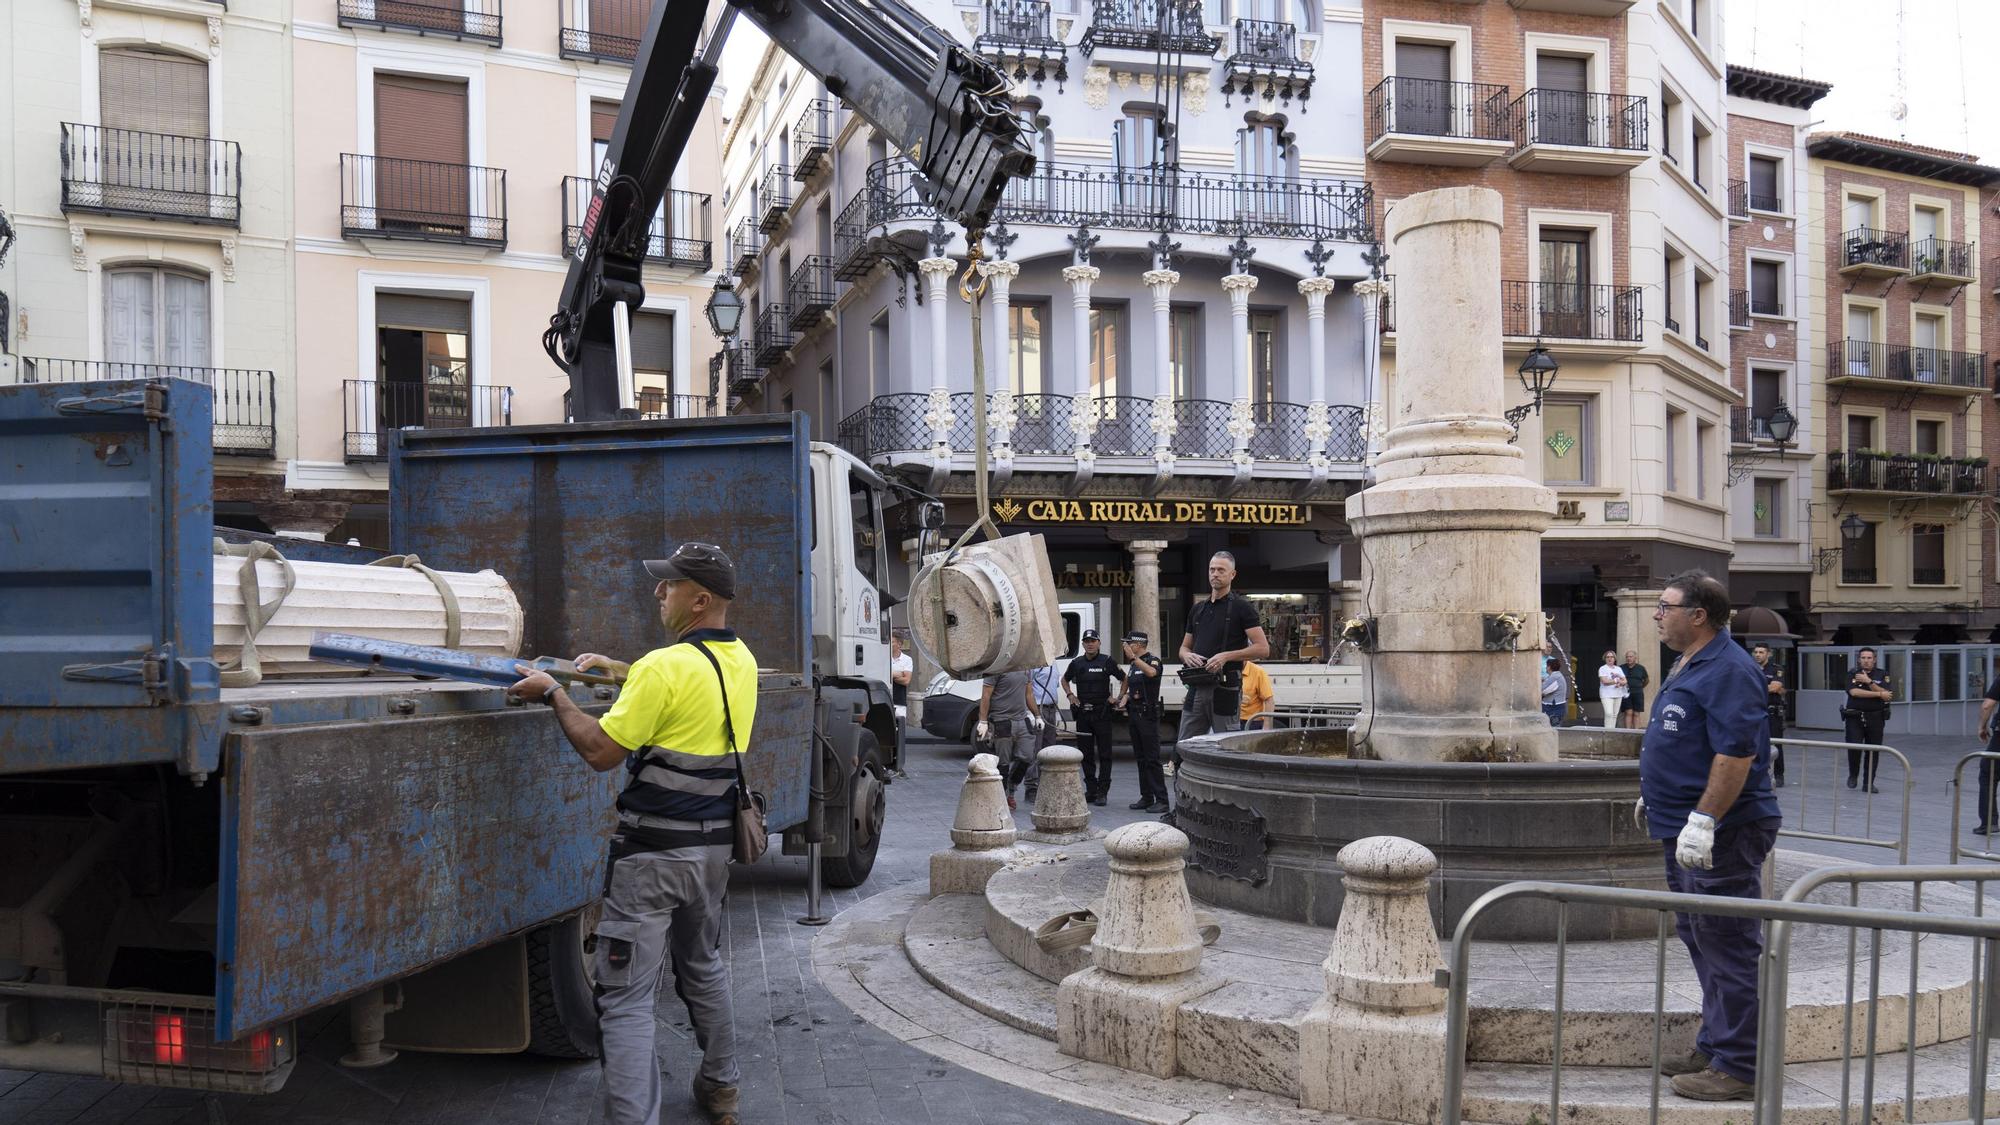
[1846,777,1858,789]
[1129,798,1153,810]
[1973,825,1991,836]
[1147,801,1171,814]
[1089,795,1107,807]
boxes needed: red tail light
[152,1014,187,1065]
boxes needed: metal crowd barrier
[1438,874,2000,1125]
[1949,750,2000,864]
[1770,736,1913,862]
[1244,706,1359,730]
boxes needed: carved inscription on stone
[1171,797,1268,884]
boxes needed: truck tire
[822,731,885,889]
[526,908,601,1059]
[958,711,976,744]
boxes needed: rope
[212,539,297,688]
[366,554,463,649]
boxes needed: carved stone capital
[207,14,223,55]
[1061,264,1102,286]
[1082,67,1112,109]
[1220,272,1259,295]
[220,238,237,282]
[977,259,1021,280]
[1297,275,1339,298]
[918,256,957,278]
[1141,269,1181,289]
[1351,278,1389,298]
[69,224,86,271]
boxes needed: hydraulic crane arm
[545,0,1036,422]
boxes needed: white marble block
[931,754,1023,896]
[1024,745,1091,841]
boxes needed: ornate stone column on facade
[1352,277,1390,464]
[1127,540,1168,648]
[1299,275,1339,475]
[979,258,1022,473]
[1611,588,1667,695]
[919,257,958,487]
[1143,269,1180,466]
[1221,273,1259,470]
[1062,264,1101,463]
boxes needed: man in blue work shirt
[1639,570,1781,1103]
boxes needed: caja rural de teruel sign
[992,497,1312,527]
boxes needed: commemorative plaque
[1169,796,1269,885]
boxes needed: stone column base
[1297,999,1447,1121]
[1056,967,1225,1079]
[929,845,1024,897]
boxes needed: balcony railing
[1366,77,1511,143]
[340,154,507,247]
[1748,187,1782,212]
[835,392,1368,464]
[1729,289,1749,329]
[343,379,512,461]
[1727,179,1748,219]
[561,177,711,270]
[1829,339,1986,390]
[866,155,1371,243]
[1751,289,1783,317]
[1827,451,1988,497]
[973,0,1069,85]
[793,100,835,179]
[1728,406,1787,446]
[337,0,502,44]
[719,341,763,395]
[1842,566,1878,585]
[1840,227,1908,272]
[13,358,275,457]
[730,220,764,274]
[558,0,644,62]
[59,124,241,227]
[1508,90,1648,152]
[832,191,876,281]
[1079,0,1220,57]
[1910,236,1975,281]
[759,166,794,232]
[788,256,837,330]
[636,390,712,419]
[754,304,795,366]
[1224,18,1311,95]
[1500,280,1643,342]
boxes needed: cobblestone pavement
[7,724,1994,1124]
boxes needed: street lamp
[1505,343,1560,439]
[1816,512,1870,573]
[1727,401,1800,485]
[1765,402,1798,445]
[704,277,744,338]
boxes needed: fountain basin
[1173,727,1663,940]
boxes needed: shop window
[1911,524,1946,586]
[1243,592,1327,663]
[1752,478,1782,538]
[1910,650,1935,702]
[1541,396,1593,486]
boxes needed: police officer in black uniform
[1751,643,1786,787]
[1063,629,1125,806]
[1843,646,1893,793]
[1117,630,1168,813]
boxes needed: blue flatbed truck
[0,378,903,1089]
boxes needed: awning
[1730,605,1798,639]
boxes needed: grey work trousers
[992,719,1039,791]
[1178,685,1243,741]
[594,832,738,1125]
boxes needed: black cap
[643,542,737,600]
[1123,630,1148,644]
[1081,629,1100,642]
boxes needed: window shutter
[589,0,646,51]
[105,270,155,365]
[377,294,472,333]
[101,48,209,137]
[374,74,469,165]
[1539,55,1588,93]
[1395,42,1449,83]
[591,100,620,145]
[630,311,675,373]
[163,273,211,368]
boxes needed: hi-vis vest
[602,629,758,822]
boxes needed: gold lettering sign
[992,498,1311,527]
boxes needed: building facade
[1364,0,1733,690]
[723,0,1378,653]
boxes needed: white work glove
[1027,712,1044,732]
[1676,812,1717,871]
[975,721,992,742]
[1631,797,1647,833]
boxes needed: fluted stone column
[1612,588,1666,697]
[1299,276,1338,469]
[1143,269,1180,465]
[920,257,958,460]
[980,259,1022,459]
[1343,186,1557,763]
[1221,273,1259,467]
[1063,264,1101,460]
[1353,277,1390,464]
[1127,540,1167,648]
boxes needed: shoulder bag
[690,641,768,864]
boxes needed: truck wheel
[958,712,976,744]
[822,731,885,889]
[526,907,601,1059]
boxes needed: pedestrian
[1063,629,1125,807]
[1541,656,1568,727]
[506,542,752,1125]
[977,667,1043,811]
[1620,649,1651,729]
[1117,630,1170,813]
[1638,569,1781,1103]
[1177,551,1271,741]
[1597,650,1627,730]
[1975,674,2000,835]
[1028,660,1062,803]
[1843,647,1893,792]
[1238,659,1275,730]
[890,632,913,761]
[1751,643,1786,787]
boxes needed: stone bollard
[1298,836,1449,1123]
[929,754,1022,895]
[1022,745,1093,843]
[1056,823,1224,1078]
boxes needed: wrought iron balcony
[337,0,501,44]
[1748,185,1783,213]
[719,341,763,395]
[1839,227,1908,276]
[754,304,795,367]
[730,220,764,275]
[60,124,241,227]
[792,101,835,180]
[1223,19,1312,101]
[1909,236,1975,283]
[1729,289,1750,330]
[1500,280,1643,343]
[788,256,837,330]
[834,392,1368,465]
[636,390,712,419]
[759,166,793,233]
[1827,450,1987,497]
[1506,90,1649,174]
[1727,179,1748,219]
[1728,406,1790,446]
[13,357,275,457]
[1841,565,1878,585]
[343,379,512,462]
[340,154,507,247]
[1913,567,1948,586]
[1079,0,1219,57]
[865,155,1371,243]
[1829,339,1986,392]
[973,0,1068,87]
[1365,78,1512,162]
[832,191,877,281]
[562,177,711,270]
[1750,289,1783,317]
[559,0,643,62]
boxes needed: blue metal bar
[307,632,624,688]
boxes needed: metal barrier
[1438,875,2000,1125]
[1245,707,1357,730]
[1950,750,2000,864]
[1769,736,1913,862]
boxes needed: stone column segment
[979,259,1022,459]
[1127,540,1167,651]
[1298,836,1449,1121]
[1142,268,1181,470]
[1062,264,1101,459]
[1221,273,1259,467]
[919,257,958,459]
[1055,823,1225,1078]
[1611,587,1666,698]
[1299,276,1338,468]
[1024,745,1092,842]
[930,753,1023,895]
[1343,187,1558,763]
[1353,276,1390,462]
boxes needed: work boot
[1670,1068,1752,1101]
[1657,1048,1710,1077]
[692,1075,741,1124]
[1128,797,1153,810]
[1146,800,1171,814]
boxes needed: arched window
[1112,103,1173,212]
[105,266,210,372]
[1235,115,1296,220]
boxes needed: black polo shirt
[1848,668,1892,712]
[1064,652,1125,705]
[1126,653,1163,710]
[1187,592,1260,664]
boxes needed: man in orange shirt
[1238,660,1275,730]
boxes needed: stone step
[906,889,1059,1039]
[979,846,1983,1068]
